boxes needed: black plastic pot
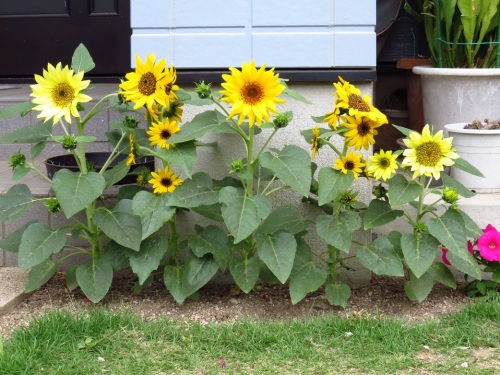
[43,152,154,185]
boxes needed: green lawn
[1,296,499,374]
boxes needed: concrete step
[0,267,29,315]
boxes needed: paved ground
[0,267,29,315]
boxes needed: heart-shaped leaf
[76,262,113,303]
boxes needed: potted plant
[445,119,500,193]
[405,0,500,131]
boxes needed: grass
[1,297,499,375]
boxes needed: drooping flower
[477,225,500,262]
[401,124,459,180]
[119,54,171,113]
[147,118,180,150]
[441,246,451,265]
[148,167,183,194]
[126,134,136,166]
[342,113,384,150]
[366,150,398,181]
[220,61,285,127]
[310,125,320,159]
[30,62,91,124]
[333,151,365,180]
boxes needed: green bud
[123,115,139,129]
[230,159,244,173]
[415,223,427,234]
[195,80,212,99]
[338,190,358,209]
[373,184,387,199]
[61,135,78,151]
[273,113,291,129]
[9,151,26,170]
[45,197,61,213]
[442,186,459,204]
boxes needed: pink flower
[441,246,451,265]
[467,240,474,254]
[477,227,500,262]
[483,224,497,233]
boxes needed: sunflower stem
[80,93,118,126]
[253,128,278,166]
[211,99,249,141]
[99,131,127,174]
[246,125,255,196]
[169,216,179,263]
[323,140,344,158]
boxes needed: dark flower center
[161,178,173,187]
[52,83,75,107]
[161,130,171,140]
[242,83,264,105]
[357,122,371,136]
[348,94,370,112]
[345,161,355,170]
[139,72,156,96]
[416,142,441,167]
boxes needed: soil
[0,273,471,339]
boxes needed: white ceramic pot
[413,67,500,133]
[445,123,500,193]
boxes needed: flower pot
[44,152,154,185]
[413,67,500,133]
[444,123,500,193]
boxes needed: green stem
[211,99,250,141]
[328,245,340,281]
[80,93,118,126]
[99,132,127,174]
[246,126,255,196]
[169,216,179,263]
[252,127,278,166]
[265,185,289,196]
[25,162,52,183]
[324,140,344,158]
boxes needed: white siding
[130,0,376,68]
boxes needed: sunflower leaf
[71,43,95,73]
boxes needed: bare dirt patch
[0,273,471,338]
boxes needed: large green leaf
[387,174,422,207]
[132,191,175,239]
[401,233,440,278]
[315,211,362,253]
[18,223,67,271]
[94,205,142,251]
[188,225,229,271]
[457,209,482,239]
[229,255,260,293]
[0,184,35,221]
[167,110,232,143]
[363,199,404,229]
[0,101,35,119]
[260,145,312,197]
[71,43,95,73]
[256,230,297,284]
[183,253,219,295]
[0,220,36,252]
[325,282,352,308]
[0,121,51,143]
[219,187,272,243]
[76,262,114,303]
[289,262,327,304]
[102,160,130,188]
[427,209,467,259]
[431,262,457,289]
[256,204,309,236]
[127,235,168,285]
[357,237,404,276]
[25,259,58,293]
[447,251,482,279]
[404,269,435,302]
[167,172,219,208]
[52,170,106,218]
[452,157,484,177]
[317,167,354,205]
[164,264,189,304]
[156,141,196,177]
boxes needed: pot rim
[444,123,500,135]
[413,66,500,76]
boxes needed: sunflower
[366,150,399,181]
[333,151,366,180]
[147,118,180,150]
[119,54,171,113]
[401,124,459,180]
[149,167,183,194]
[126,134,136,166]
[30,62,91,124]
[310,125,321,159]
[220,60,285,127]
[342,113,384,150]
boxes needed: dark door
[0,0,130,80]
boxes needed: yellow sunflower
[220,60,285,127]
[366,150,399,181]
[119,54,171,112]
[333,151,366,180]
[310,125,321,159]
[401,124,459,180]
[147,118,180,150]
[126,134,136,166]
[30,62,91,124]
[149,167,183,194]
[342,113,384,150]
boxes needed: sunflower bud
[273,113,291,129]
[195,81,212,99]
[442,186,459,204]
[415,223,427,234]
[123,115,139,129]
[338,190,358,209]
[230,159,244,173]
[374,184,387,199]
[136,170,151,186]
[61,135,78,151]
[45,197,61,213]
[9,151,26,170]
